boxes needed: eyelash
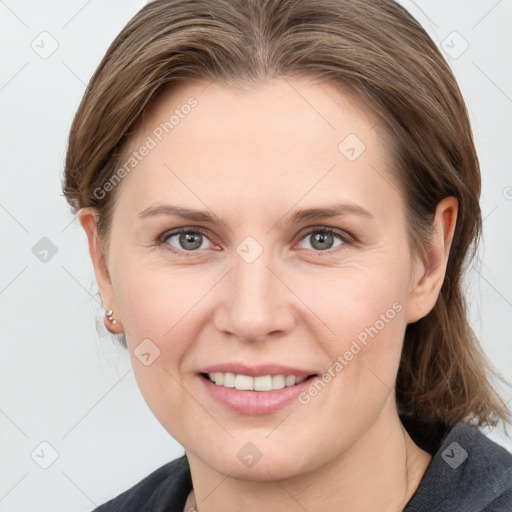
[155,226,354,257]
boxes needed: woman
[62,0,512,510]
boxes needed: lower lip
[198,374,317,415]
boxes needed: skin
[79,77,457,511]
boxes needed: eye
[159,228,215,253]
[296,227,349,252]
[156,226,353,257]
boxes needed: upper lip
[199,363,317,378]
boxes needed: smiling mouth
[200,372,317,391]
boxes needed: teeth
[207,372,309,391]
[254,375,272,391]
[234,374,253,390]
[285,375,296,387]
[272,375,285,389]
[223,372,235,387]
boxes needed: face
[87,77,428,480]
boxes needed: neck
[185,403,432,512]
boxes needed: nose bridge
[235,252,273,303]
[216,245,294,341]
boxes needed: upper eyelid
[296,226,351,243]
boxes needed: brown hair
[62,0,510,429]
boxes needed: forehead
[114,77,401,220]
[134,76,382,151]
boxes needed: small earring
[105,309,117,324]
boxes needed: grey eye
[299,230,344,251]
[179,232,203,250]
[166,231,211,251]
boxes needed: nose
[213,253,296,342]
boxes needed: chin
[196,441,316,482]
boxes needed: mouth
[200,372,318,391]
[196,362,320,414]
[198,370,319,415]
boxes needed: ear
[77,207,124,334]
[406,196,458,324]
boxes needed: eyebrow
[138,202,374,225]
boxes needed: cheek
[110,260,227,417]
[295,258,409,410]
[111,257,212,344]
[107,258,195,401]
[294,257,408,354]
[117,272,204,439]
[336,280,406,357]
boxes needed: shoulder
[405,420,512,511]
[91,454,192,512]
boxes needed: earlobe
[104,308,123,334]
[406,197,458,324]
[77,208,124,334]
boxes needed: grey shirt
[92,414,512,511]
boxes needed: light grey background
[1,1,511,510]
